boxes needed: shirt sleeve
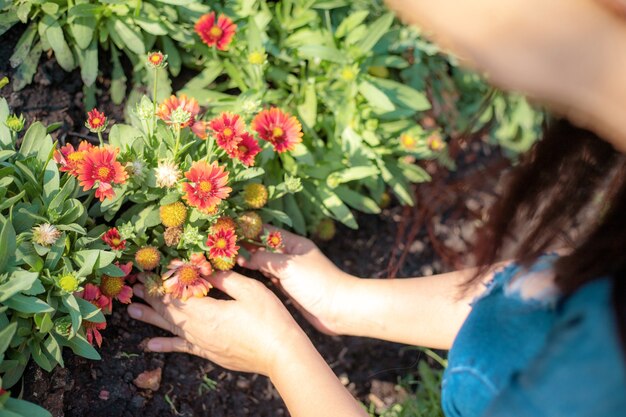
[481,280,626,417]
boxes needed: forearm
[333,267,498,349]
[269,329,368,417]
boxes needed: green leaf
[368,77,431,111]
[234,167,264,182]
[0,191,25,212]
[0,217,16,274]
[358,80,395,112]
[0,322,17,356]
[0,269,39,303]
[334,186,381,214]
[64,333,101,360]
[76,297,105,323]
[297,82,317,128]
[43,159,60,204]
[134,16,168,35]
[3,294,54,313]
[10,23,37,68]
[62,294,81,337]
[335,10,369,39]
[317,185,358,229]
[283,194,306,235]
[357,13,394,53]
[4,397,52,417]
[70,16,95,49]
[48,175,76,213]
[379,158,415,206]
[260,208,292,227]
[31,339,54,371]
[13,41,42,91]
[399,162,431,183]
[68,4,102,18]
[110,46,127,105]
[44,232,65,270]
[43,334,64,367]
[18,121,47,157]
[298,45,349,64]
[43,15,76,71]
[78,37,98,86]
[161,36,181,77]
[111,18,145,55]
[108,124,143,150]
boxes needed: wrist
[327,272,366,336]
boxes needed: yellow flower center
[223,127,233,137]
[270,236,280,246]
[272,127,284,138]
[401,134,416,149]
[111,238,121,246]
[238,145,248,153]
[68,152,84,162]
[97,166,111,180]
[59,274,79,293]
[199,181,213,193]
[136,247,160,270]
[160,202,188,228]
[92,117,101,126]
[215,238,227,249]
[248,51,265,65]
[178,265,199,285]
[150,54,161,63]
[100,275,124,297]
[210,26,223,37]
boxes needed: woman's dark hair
[470,118,626,347]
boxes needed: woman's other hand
[238,227,356,335]
[127,271,307,377]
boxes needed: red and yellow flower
[251,108,303,153]
[76,146,128,201]
[156,94,208,139]
[53,141,94,177]
[147,51,167,69]
[83,320,107,347]
[102,227,126,251]
[206,228,239,260]
[182,160,231,211]
[85,108,108,133]
[211,216,237,233]
[227,132,261,167]
[162,253,213,301]
[98,262,133,314]
[195,12,237,51]
[208,112,246,152]
[263,230,284,251]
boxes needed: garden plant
[0,1,542,416]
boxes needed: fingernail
[128,305,142,318]
[133,286,144,297]
[148,340,161,351]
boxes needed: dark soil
[3,24,508,417]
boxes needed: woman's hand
[127,271,307,376]
[238,227,356,335]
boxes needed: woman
[127,1,626,416]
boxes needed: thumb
[238,249,292,278]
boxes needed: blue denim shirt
[442,256,626,417]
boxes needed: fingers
[206,271,264,300]
[238,250,291,277]
[127,302,180,335]
[262,225,316,254]
[145,336,194,353]
[132,284,193,328]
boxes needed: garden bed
[1,14,511,417]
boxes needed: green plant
[0,0,210,106]
[367,349,446,417]
[0,98,122,416]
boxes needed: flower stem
[173,124,182,159]
[135,0,142,17]
[152,67,158,136]
[97,131,103,146]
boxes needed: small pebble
[133,368,162,391]
[98,390,110,400]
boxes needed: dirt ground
[1,24,507,417]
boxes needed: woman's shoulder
[483,276,626,417]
